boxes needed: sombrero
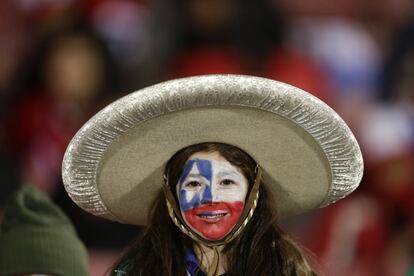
[62,74,363,225]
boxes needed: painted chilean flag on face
[177,155,248,240]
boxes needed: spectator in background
[300,13,414,276]
[165,0,246,77]
[4,24,138,252]
[6,27,119,196]
[161,0,329,104]
[0,185,89,276]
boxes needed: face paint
[177,151,248,240]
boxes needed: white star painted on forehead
[187,161,201,178]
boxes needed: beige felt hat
[62,75,363,225]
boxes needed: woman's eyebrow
[216,171,241,178]
[185,173,204,178]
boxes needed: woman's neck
[194,243,228,275]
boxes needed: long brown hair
[112,142,317,275]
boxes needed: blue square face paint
[178,159,213,211]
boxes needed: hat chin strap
[163,166,262,275]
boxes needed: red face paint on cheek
[183,201,244,240]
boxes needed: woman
[62,75,363,275]
[113,142,316,275]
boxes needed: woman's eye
[185,181,201,187]
[221,179,235,186]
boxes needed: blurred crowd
[0,0,413,275]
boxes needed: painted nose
[200,184,214,204]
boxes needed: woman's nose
[200,184,213,204]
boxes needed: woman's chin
[192,222,236,241]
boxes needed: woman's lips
[196,211,229,223]
[192,204,230,223]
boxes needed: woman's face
[176,151,248,240]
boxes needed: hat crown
[0,185,89,276]
[1,185,73,232]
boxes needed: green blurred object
[0,185,89,276]
[408,264,414,276]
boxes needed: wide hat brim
[62,75,363,225]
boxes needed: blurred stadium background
[0,0,413,275]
